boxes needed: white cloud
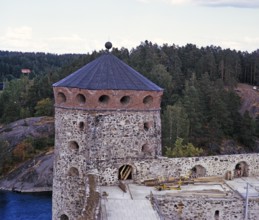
[0,26,33,49]
[5,26,32,41]
[137,0,190,5]
[136,0,259,8]
[48,34,83,43]
[196,0,259,8]
[0,26,49,52]
[244,36,259,44]
[0,27,93,53]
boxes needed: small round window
[120,96,130,105]
[144,122,151,131]
[143,95,153,105]
[69,141,79,151]
[76,94,86,104]
[99,95,110,104]
[68,167,79,177]
[57,92,66,104]
[142,144,151,153]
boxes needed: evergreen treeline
[0,51,82,81]
[1,41,259,155]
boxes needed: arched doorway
[214,210,219,220]
[234,161,249,178]
[118,165,133,180]
[191,165,206,178]
[60,214,69,220]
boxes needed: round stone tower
[52,43,163,219]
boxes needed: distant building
[21,69,31,74]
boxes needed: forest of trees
[0,41,259,155]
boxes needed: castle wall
[152,195,259,220]
[52,106,162,219]
[52,86,259,220]
[154,195,244,220]
[54,107,162,161]
[248,199,259,220]
[97,154,259,185]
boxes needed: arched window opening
[120,96,130,105]
[234,161,249,178]
[60,214,69,220]
[191,165,206,178]
[57,92,66,104]
[214,210,219,220]
[118,165,133,180]
[79,121,85,131]
[76,94,86,104]
[69,141,79,151]
[143,95,153,105]
[68,167,79,177]
[144,122,152,131]
[99,95,110,104]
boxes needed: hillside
[236,83,259,118]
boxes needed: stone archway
[60,214,69,220]
[234,161,249,178]
[118,164,133,180]
[191,165,206,178]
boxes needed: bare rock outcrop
[0,116,54,149]
[0,116,54,192]
[0,151,53,192]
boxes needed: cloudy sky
[1,0,259,54]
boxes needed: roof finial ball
[105,41,112,51]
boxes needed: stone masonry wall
[154,195,244,220]
[248,199,259,220]
[97,154,259,185]
[52,106,162,219]
[54,108,162,161]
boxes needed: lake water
[0,190,52,220]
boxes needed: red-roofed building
[21,69,31,74]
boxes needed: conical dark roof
[53,53,162,91]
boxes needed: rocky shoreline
[0,151,54,193]
[0,116,54,193]
[0,186,52,193]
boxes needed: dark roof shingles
[53,53,162,91]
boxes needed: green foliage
[35,98,54,116]
[165,137,203,157]
[0,77,33,123]
[162,103,189,148]
[238,111,256,150]
[25,136,54,151]
[0,43,258,153]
